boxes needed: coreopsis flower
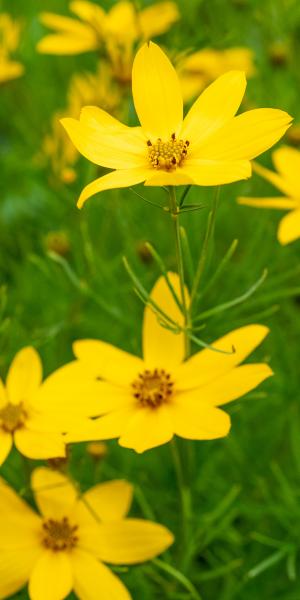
[0,13,24,83]
[0,467,173,599]
[238,146,300,245]
[61,42,291,208]
[62,274,273,453]
[0,347,67,464]
[37,1,179,57]
[178,47,255,103]
[43,65,120,183]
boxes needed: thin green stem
[190,186,221,310]
[168,186,190,358]
[171,439,192,567]
[153,558,202,600]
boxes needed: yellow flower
[0,14,24,83]
[62,274,273,454]
[61,42,291,208]
[43,64,120,183]
[238,146,300,245]
[0,347,67,465]
[0,467,173,599]
[37,1,179,56]
[178,47,255,103]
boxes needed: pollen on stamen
[42,517,79,552]
[147,133,190,171]
[131,368,174,409]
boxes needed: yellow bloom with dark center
[0,347,69,465]
[0,467,173,599]
[178,46,255,103]
[0,13,24,83]
[37,1,179,56]
[238,146,300,245]
[51,273,274,454]
[61,42,292,208]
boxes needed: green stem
[171,439,192,567]
[168,186,190,358]
[190,186,220,310]
[153,558,202,600]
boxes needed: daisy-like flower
[238,146,300,245]
[0,347,68,465]
[179,46,255,103]
[37,1,179,56]
[0,13,24,84]
[61,41,291,208]
[56,274,274,454]
[0,467,173,599]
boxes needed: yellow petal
[77,167,151,208]
[29,551,73,600]
[139,2,180,38]
[193,108,292,161]
[143,273,187,370]
[31,467,78,519]
[181,71,246,146]
[72,549,131,600]
[87,519,174,564]
[61,117,147,170]
[39,12,93,35]
[132,41,183,139]
[238,196,298,210]
[119,406,173,453]
[0,547,40,599]
[0,377,7,407]
[278,209,300,245]
[184,363,273,406]
[73,340,144,386]
[14,429,66,460]
[67,408,135,443]
[6,347,42,405]
[272,145,300,196]
[80,106,135,131]
[180,160,251,186]
[35,360,106,417]
[0,430,12,466]
[77,480,133,525]
[169,401,230,439]
[70,0,106,29]
[145,169,195,186]
[0,60,24,83]
[253,161,296,197]
[176,324,269,390]
[0,478,41,547]
[37,33,98,54]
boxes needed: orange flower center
[147,133,189,170]
[132,368,174,408]
[42,517,79,552]
[0,402,27,432]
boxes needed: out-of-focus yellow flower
[238,146,300,245]
[56,273,273,454]
[43,64,120,183]
[0,13,24,83]
[87,441,108,460]
[0,347,67,465]
[179,47,255,103]
[37,1,179,59]
[0,467,173,599]
[61,42,291,208]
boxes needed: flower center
[42,517,79,552]
[147,133,189,170]
[0,402,27,432]
[132,368,174,408]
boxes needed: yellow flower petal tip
[239,144,300,245]
[60,40,292,207]
[0,469,174,598]
[66,277,273,453]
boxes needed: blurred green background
[1,0,300,598]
